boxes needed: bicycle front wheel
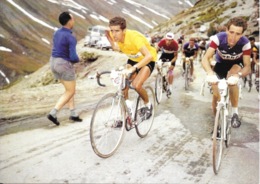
[135,86,155,138]
[155,73,163,104]
[212,107,225,174]
[185,65,190,90]
[90,93,125,158]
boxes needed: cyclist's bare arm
[135,46,153,68]
[239,55,251,78]
[171,51,178,64]
[105,30,120,51]
[156,46,161,52]
[252,52,258,64]
[193,50,198,59]
[202,47,216,75]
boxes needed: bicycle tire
[185,65,190,90]
[225,119,231,148]
[243,77,247,88]
[135,86,155,138]
[155,73,163,104]
[244,75,252,92]
[90,93,125,158]
[212,107,225,174]
[247,81,252,92]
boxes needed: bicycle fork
[215,100,229,141]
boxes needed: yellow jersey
[116,29,157,62]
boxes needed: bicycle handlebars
[96,71,111,87]
[95,70,135,90]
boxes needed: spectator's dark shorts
[127,59,155,74]
[50,57,76,81]
[159,52,176,66]
[214,60,243,79]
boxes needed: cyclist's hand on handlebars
[227,75,239,85]
[122,68,134,78]
[206,74,218,84]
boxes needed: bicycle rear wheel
[135,86,155,138]
[247,75,252,92]
[212,107,225,174]
[155,73,163,104]
[90,93,125,158]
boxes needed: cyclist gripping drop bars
[202,16,251,128]
[156,32,179,94]
[105,16,157,117]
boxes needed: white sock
[70,109,78,117]
[232,107,238,115]
[145,101,151,108]
[50,108,58,118]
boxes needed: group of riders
[105,16,259,130]
[154,18,259,129]
[48,13,259,132]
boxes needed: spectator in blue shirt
[47,11,82,126]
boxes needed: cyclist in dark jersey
[202,17,251,128]
[156,32,179,94]
[182,38,199,81]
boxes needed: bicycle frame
[155,59,172,103]
[156,59,171,77]
[215,79,230,141]
[212,78,235,174]
[90,69,156,158]
[107,70,138,128]
[184,57,192,90]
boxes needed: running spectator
[47,11,82,126]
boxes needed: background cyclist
[182,37,199,81]
[202,16,251,128]
[105,16,157,116]
[248,36,259,79]
[156,32,179,94]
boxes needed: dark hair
[248,36,255,41]
[109,17,126,30]
[189,38,195,42]
[226,16,247,33]
[59,11,71,26]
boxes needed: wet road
[0,61,259,183]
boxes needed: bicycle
[182,57,193,90]
[243,71,253,92]
[154,59,172,104]
[211,79,232,174]
[201,78,242,174]
[89,68,156,158]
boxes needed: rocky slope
[0,0,194,87]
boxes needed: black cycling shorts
[127,59,155,74]
[159,52,176,66]
[214,60,243,79]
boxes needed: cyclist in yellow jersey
[106,16,157,114]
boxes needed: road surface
[0,58,259,183]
